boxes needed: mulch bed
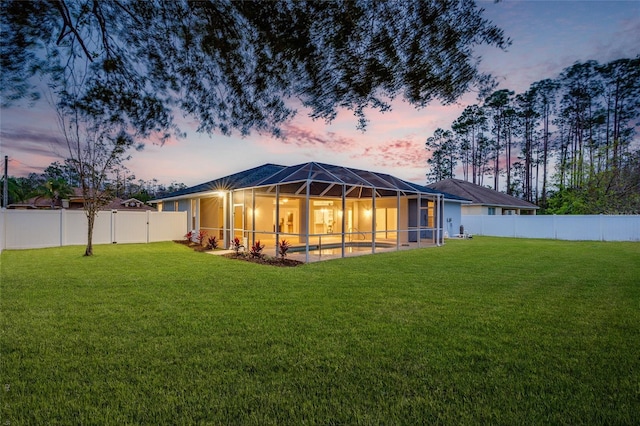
[173,240,303,267]
[222,253,304,267]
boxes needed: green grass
[1,237,639,424]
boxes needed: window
[488,207,496,215]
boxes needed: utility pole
[3,155,8,208]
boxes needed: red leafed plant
[278,239,291,259]
[232,237,244,255]
[184,231,194,242]
[196,229,207,246]
[250,240,264,258]
[206,235,219,250]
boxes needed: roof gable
[427,179,538,209]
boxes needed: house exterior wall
[199,197,216,228]
[177,199,190,212]
[176,199,191,230]
[353,199,372,235]
[276,196,301,236]
[256,194,280,234]
[442,201,463,237]
[200,196,225,239]
[518,208,537,215]
[375,197,398,240]
[462,205,485,215]
[462,204,537,216]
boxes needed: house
[8,189,154,212]
[427,178,539,216]
[102,197,156,211]
[151,162,467,261]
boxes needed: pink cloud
[358,138,428,169]
[258,123,362,153]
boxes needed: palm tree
[37,178,74,208]
[1,176,36,206]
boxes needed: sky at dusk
[1,0,639,187]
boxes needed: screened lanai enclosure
[156,163,446,262]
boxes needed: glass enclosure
[197,182,443,261]
[167,162,445,260]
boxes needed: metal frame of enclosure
[157,162,445,262]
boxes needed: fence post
[111,210,116,244]
[0,209,5,253]
[60,209,65,247]
[146,210,150,244]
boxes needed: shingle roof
[157,163,286,198]
[427,178,539,209]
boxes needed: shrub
[232,237,244,255]
[184,231,194,242]
[250,240,264,258]
[206,236,219,250]
[196,230,207,246]
[278,239,291,259]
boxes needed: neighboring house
[151,162,466,261]
[6,198,57,209]
[8,189,154,211]
[102,198,156,211]
[428,178,539,216]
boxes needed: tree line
[1,159,187,207]
[425,57,640,214]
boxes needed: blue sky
[1,0,639,186]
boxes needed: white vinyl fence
[462,215,640,242]
[0,209,187,251]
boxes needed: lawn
[1,237,639,424]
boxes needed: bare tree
[56,105,136,256]
[52,49,140,256]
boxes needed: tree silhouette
[2,0,509,137]
[424,57,639,213]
